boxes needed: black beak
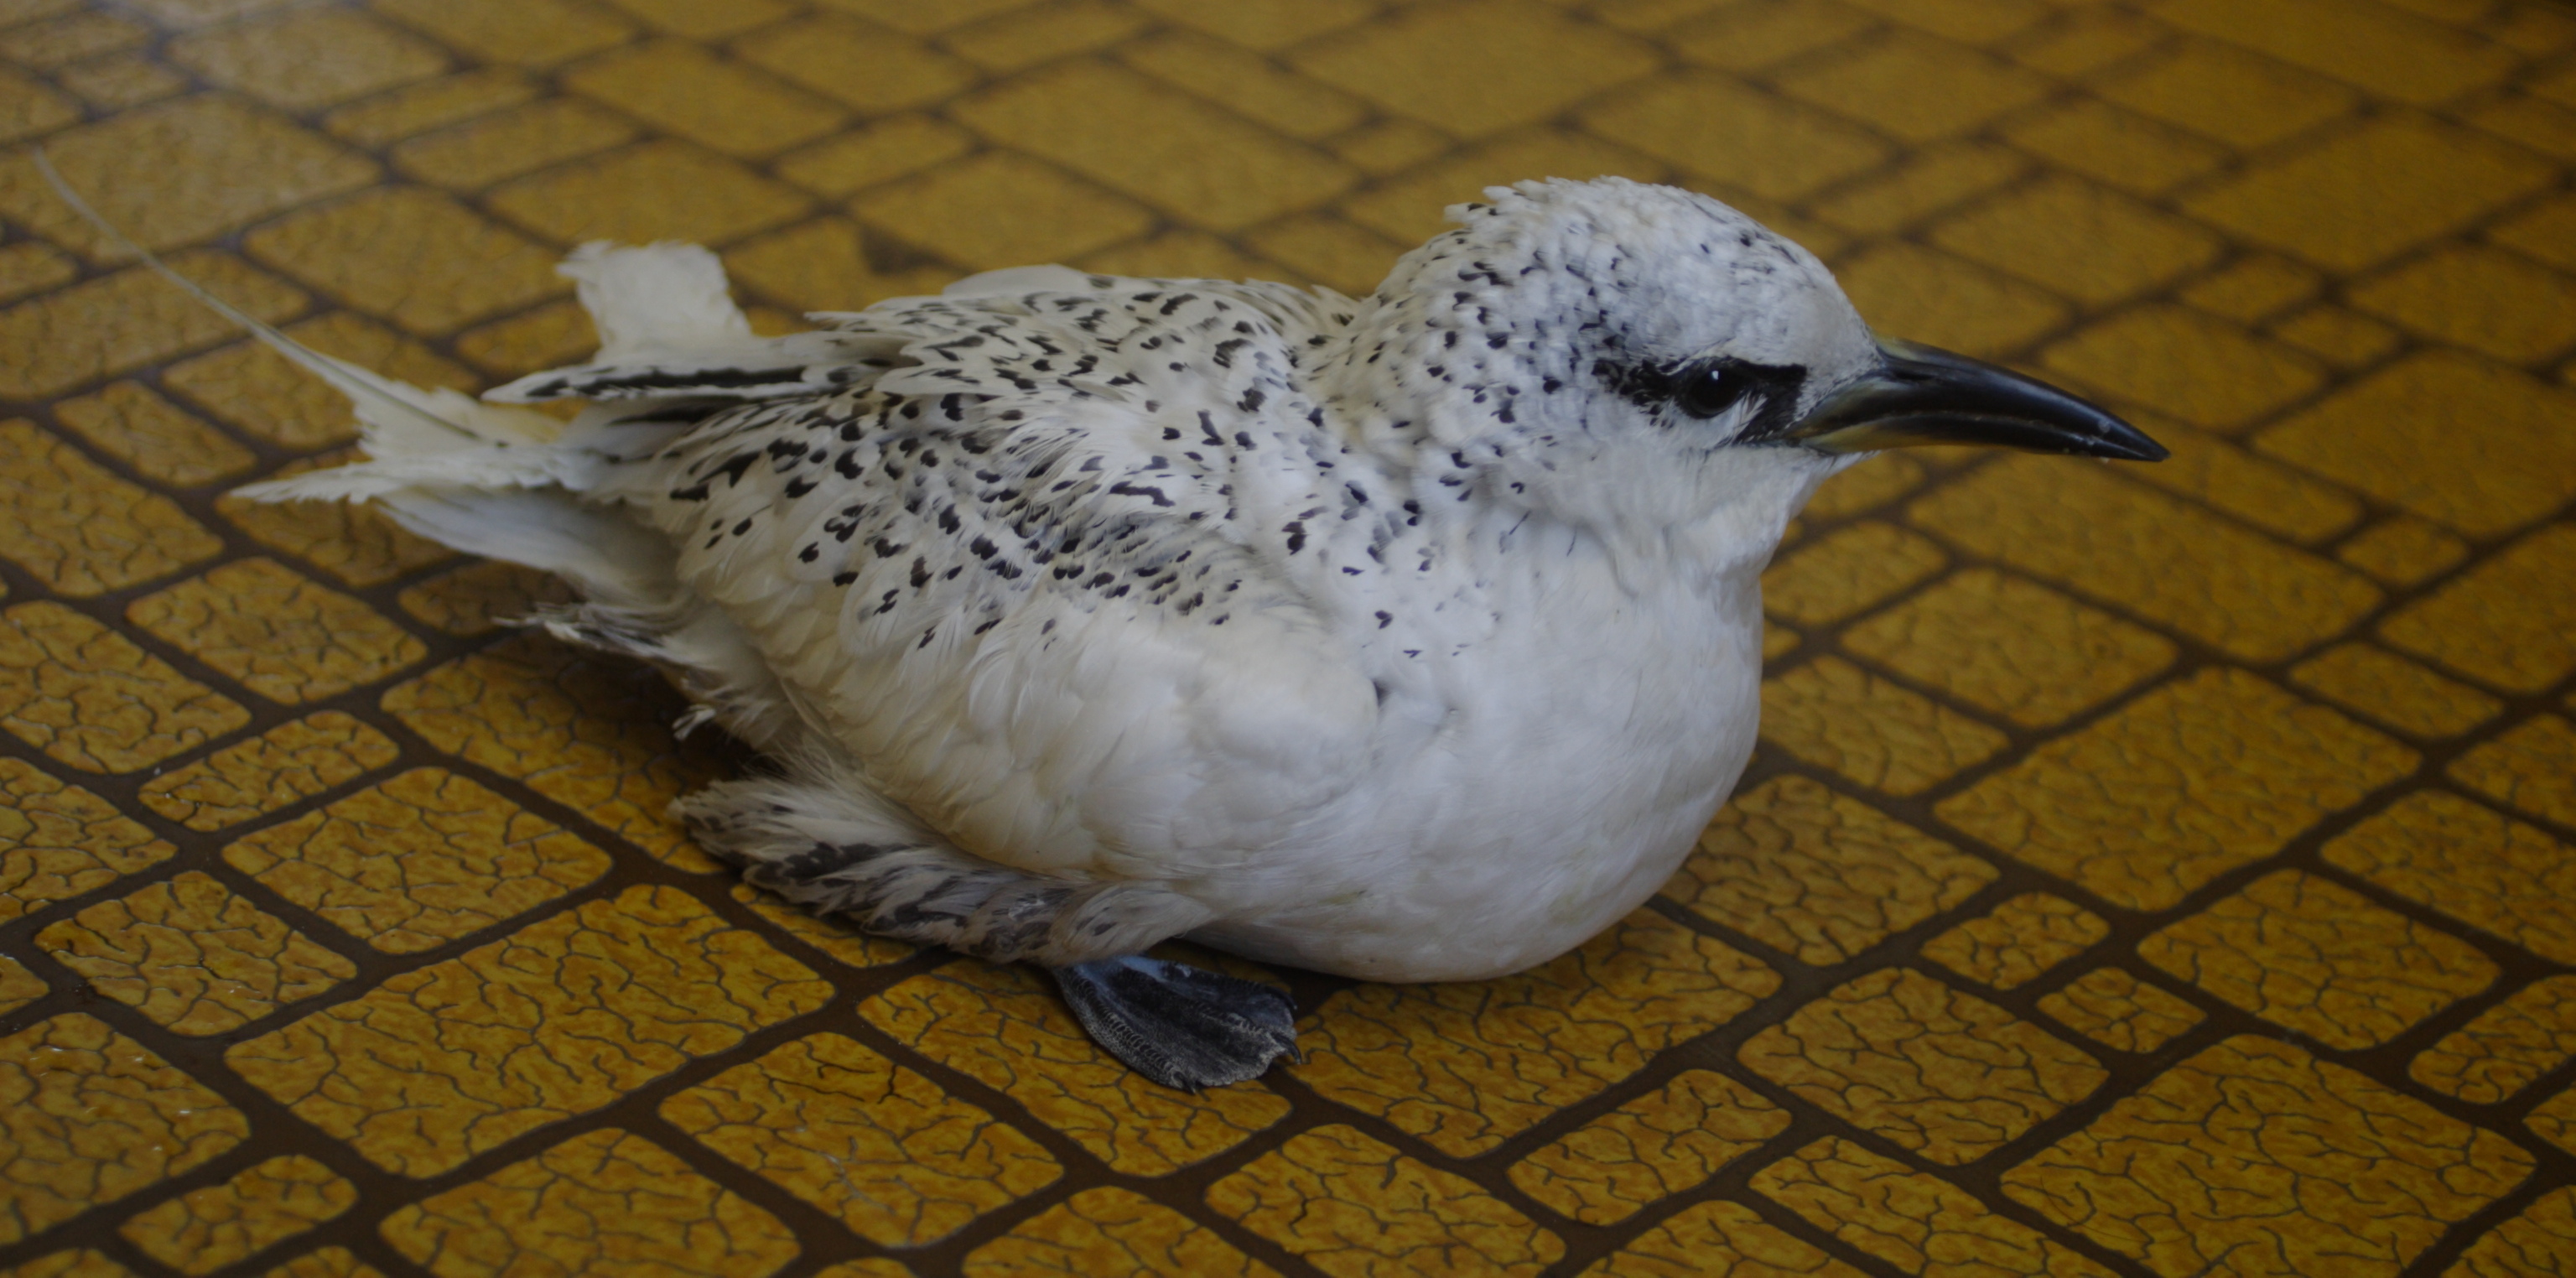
[1784,337,2167,461]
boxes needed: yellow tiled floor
[0,0,2572,1274]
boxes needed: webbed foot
[1051,955,1299,1091]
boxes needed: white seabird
[72,172,2163,1089]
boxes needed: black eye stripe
[1592,356,1674,409]
[1670,357,1808,439]
[1590,355,1808,436]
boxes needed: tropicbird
[75,172,2163,1089]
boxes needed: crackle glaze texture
[0,0,2572,1274]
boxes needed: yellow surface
[0,1,2570,1275]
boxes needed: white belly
[1192,587,1766,982]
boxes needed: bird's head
[1317,178,2163,571]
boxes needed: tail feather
[236,443,595,504]
[484,241,907,404]
[38,148,825,754]
[564,239,752,358]
[38,148,596,498]
[371,487,678,605]
[36,149,511,455]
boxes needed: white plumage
[190,175,2158,1088]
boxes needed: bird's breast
[1200,569,1767,980]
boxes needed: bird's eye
[1672,364,1737,418]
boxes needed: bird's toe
[1050,955,1298,1092]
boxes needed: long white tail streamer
[33,147,488,447]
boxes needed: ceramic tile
[1576,1199,1864,1278]
[226,886,828,1177]
[0,1015,247,1245]
[1206,1125,1563,1277]
[377,1129,797,1278]
[2004,1036,2532,1277]
[137,711,398,831]
[34,870,356,1035]
[2036,968,2205,1055]
[1664,774,1996,965]
[1919,892,2109,991]
[222,766,611,953]
[661,1032,1058,1247]
[2139,870,2497,1050]
[1508,1070,1788,1224]
[0,602,249,773]
[128,558,425,705]
[962,1187,1275,1276]
[1291,910,1775,1156]
[117,1157,355,1275]
[1754,1137,2116,1277]
[1937,669,2415,911]
[1840,569,2174,729]
[2412,975,2576,1104]
[1742,967,2106,1164]
[0,420,223,596]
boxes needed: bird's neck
[1306,268,1582,464]
[1305,391,1829,597]
[1444,459,1822,596]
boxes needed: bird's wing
[597,273,1387,886]
[491,257,1362,407]
[484,329,906,403]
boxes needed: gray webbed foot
[1051,955,1299,1092]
